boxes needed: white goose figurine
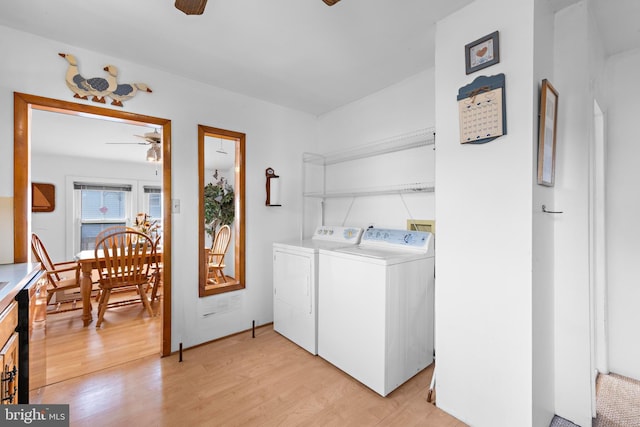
[58,53,91,100]
[108,82,152,107]
[82,64,119,103]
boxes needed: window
[143,186,162,224]
[74,182,132,251]
[69,179,161,256]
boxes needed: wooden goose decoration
[83,64,119,103]
[58,52,91,100]
[108,82,152,107]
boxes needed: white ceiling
[0,0,474,116]
[30,109,160,165]
[0,1,637,116]
[31,109,235,169]
[4,0,639,164]
[590,0,640,56]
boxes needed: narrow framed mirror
[198,125,245,297]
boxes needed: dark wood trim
[198,125,246,297]
[13,92,172,357]
[13,94,29,263]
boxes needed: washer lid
[331,244,432,264]
[274,226,364,253]
[274,238,360,253]
[333,245,404,259]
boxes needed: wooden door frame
[13,92,172,356]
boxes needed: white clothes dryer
[273,226,363,355]
[318,228,435,396]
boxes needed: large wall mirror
[198,125,245,297]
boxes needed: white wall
[532,1,556,425]
[605,48,640,380]
[552,3,605,425]
[316,69,435,232]
[31,153,161,261]
[434,0,537,425]
[1,6,621,424]
[0,25,317,350]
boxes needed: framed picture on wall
[537,79,559,186]
[465,31,500,74]
[32,182,55,212]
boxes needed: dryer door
[273,249,317,354]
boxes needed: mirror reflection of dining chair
[94,230,156,327]
[31,233,82,311]
[207,225,231,285]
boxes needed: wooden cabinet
[0,302,18,404]
[0,263,45,404]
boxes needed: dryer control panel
[312,226,363,243]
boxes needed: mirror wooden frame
[198,125,245,297]
[13,92,172,356]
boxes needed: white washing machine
[273,226,363,355]
[318,227,435,396]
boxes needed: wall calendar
[457,73,506,144]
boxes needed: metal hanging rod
[542,205,563,214]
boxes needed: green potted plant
[204,170,235,246]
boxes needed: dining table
[75,248,162,326]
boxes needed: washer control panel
[361,228,431,249]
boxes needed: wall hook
[542,204,563,214]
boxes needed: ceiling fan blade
[175,0,208,15]
[322,0,341,5]
[135,130,162,143]
[135,135,161,144]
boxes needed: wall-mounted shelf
[304,182,434,199]
[301,128,436,238]
[303,128,435,166]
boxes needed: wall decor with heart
[465,31,500,75]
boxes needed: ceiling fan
[106,130,162,162]
[175,0,340,15]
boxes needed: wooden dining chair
[31,233,82,308]
[96,226,161,302]
[95,225,135,246]
[207,225,232,285]
[147,234,163,302]
[94,230,156,327]
[92,226,136,301]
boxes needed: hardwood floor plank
[34,324,466,426]
[42,293,161,385]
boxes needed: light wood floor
[32,303,466,426]
[38,291,162,386]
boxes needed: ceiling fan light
[216,138,227,155]
[147,145,161,162]
[322,0,341,5]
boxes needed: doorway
[13,92,172,359]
